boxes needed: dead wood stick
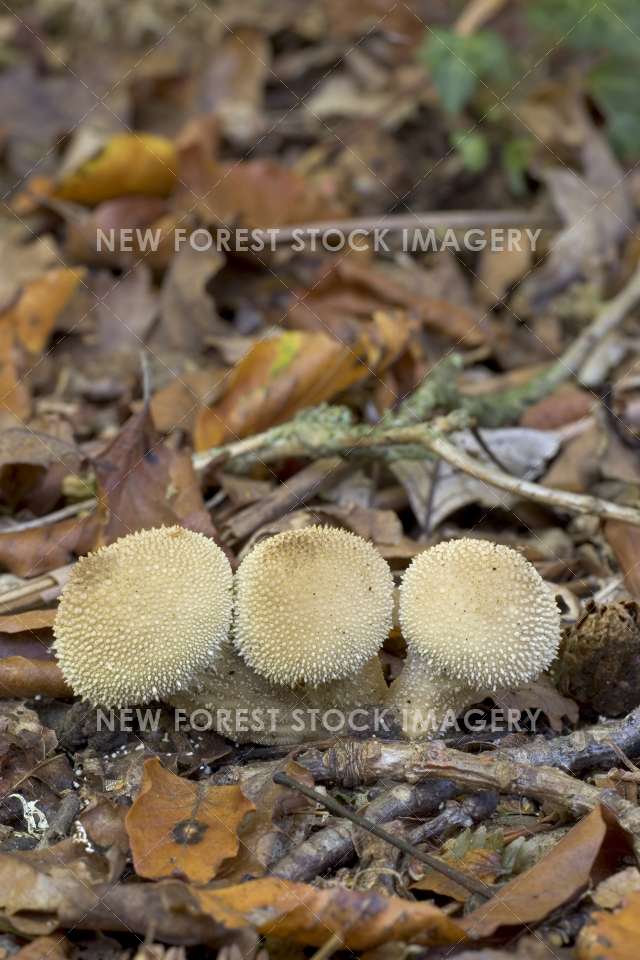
[273,771,491,898]
[299,709,640,786]
[271,779,460,882]
[253,209,554,245]
[455,0,510,35]
[226,457,351,540]
[297,733,640,858]
[0,565,73,614]
[422,429,640,526]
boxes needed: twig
[294,737,640,859]
[423,428,640,526]
[309,932,343,960]
[0,499,96,534]
[273,771,491,898]
[271,779,460,882]
[455,0,510,36]
[0,565,73,614]
[254,209,554,245]
[299,709,640,786]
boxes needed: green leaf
[451,130,490,171]
[501,137,534,195]
[421,28,512,115]
[590,59,640,157]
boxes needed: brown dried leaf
[1,268,84,355]
[194,329,376,449]
[94,404,219,543]
[463,805,628,937]
[0,656,71,699]
[413,846,503,902]
[125,757,255,883]
[55,133,177,206]
[492,675,579,733]
[0,512,100,577]
[197,878,466,950]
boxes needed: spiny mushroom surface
[400,538,561,689]
[54,526,233,706]
[233,526,394,687]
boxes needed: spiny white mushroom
[388,538,561,738]
[233,526,394,687]
[53,526,233,706]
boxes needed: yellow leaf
[55,133,177,205]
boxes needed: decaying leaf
[195,327,395,449]
[462,805,629,937]
[125,757,255,883]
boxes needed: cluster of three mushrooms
[53,525,393,744]
[53,526,561,743]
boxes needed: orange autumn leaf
[194,323,400,450]
[462,805,629,938]
[578,889,640,960]
[196,877,466,951]
[125,757,255,883]
[4,268,84,354]
[55,133,177,206]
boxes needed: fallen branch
[273,771,491,897]
[299,709,640,786]
[271,779,460,883]
[297,735,640,859]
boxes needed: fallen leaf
[578,889,640,959]
[0,657,71,699]
[0,610,56,632]
[2,268,84,355]
[94,404,220,543]
[521,385,593,430]
[462,805,629,937]
[517,117,631,308]
[197,877,466,950]
[55,133,177,206]
[125,757,255,883]
[604,520,640,599]
[223,760,314,880]
[413,846,504,901]
[0,512,100,577]
[195,325,397,449]
[492,676,579,733]
[0,318,31,426]
[176,118,343,228]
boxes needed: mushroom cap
[400,538,560,687]
[54,526,233,706]
[233,526,394,686]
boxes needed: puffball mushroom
[53,526,233,706]
[205,525,394,741]
[388,538,561,738]
[233,526,394,687]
